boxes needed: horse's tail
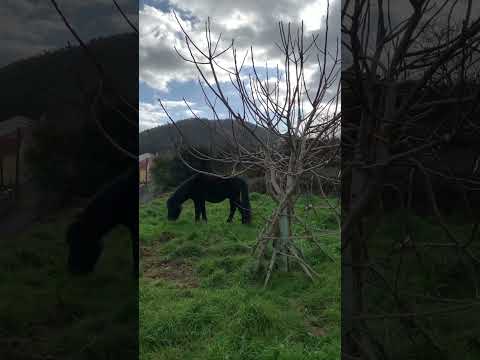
[239,179,252,224]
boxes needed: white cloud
[139,101,168,131]
[300,1,328,32]
[139,0,339,92]
[139,5,196,91]
[140,0,341,133]
[217,10,257,31]
[140,100,207,131]
[162,100,195,108]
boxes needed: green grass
[362,210,480,360]
[140,192,340,360]
[0,209,137,359]
[0,192,340,359]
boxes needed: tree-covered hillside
[139,118,277,155]
[0,32,137,122]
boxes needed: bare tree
[50,0,138,162]
[342,0,480,357]
[160,6,341,285]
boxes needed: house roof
[139,153,155,162]
[0,116,33,138]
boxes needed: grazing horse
[66,168,138,276]
[167,173,251,224]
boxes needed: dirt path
[141,242,199,288]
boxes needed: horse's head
[66,219,103,275]
[166,197,182,221]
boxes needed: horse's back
[192,174,243,202]
[81,169,137,228]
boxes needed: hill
[0,33,138,204]
[0,32,137,122]
[139,118,278,155]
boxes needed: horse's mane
[74,168,136,236]
[168,174,197,205]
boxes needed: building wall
[139,156,154,184]
[0,128,32,187]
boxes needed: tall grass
[0,210,137,359]
[140,192,340,360]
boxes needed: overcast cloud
[0,0,138,67]
[139,0,340,131]
[0,0,340,133]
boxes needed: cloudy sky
[341,1,480,69]
[139,0,340,132]
[1,1,340,132]
[0,0,137,67]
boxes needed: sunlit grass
[140,192,340,360]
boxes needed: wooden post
[15,128,22,201]
[146,158,149,184]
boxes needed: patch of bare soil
[306,320,326,337]
[158,231,175,243]
[141,246,198,288]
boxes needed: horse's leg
[194,199,201,222]
[201,200,207,222]
[234,193,245,223]
[227,198,237,222]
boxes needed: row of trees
[151,143,340,196]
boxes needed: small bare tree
[160,6,341,285]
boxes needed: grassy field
[0,208,137,359]
[362,211,480,359]
[140,192,340,360]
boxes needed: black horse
[66,168,138,276]
[167,173,251,224]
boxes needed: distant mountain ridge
[0,32,137,122]
[139,118,278,155]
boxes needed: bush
[26,100,134,200]
[151,146,214,190]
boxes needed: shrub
[151,146,214,190]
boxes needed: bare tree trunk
[0,156,4,188]
[277,168,296,272]
[278,206,289,271]
[15,128,22,201]
[344,168,368,356]
[277,200,294,272]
